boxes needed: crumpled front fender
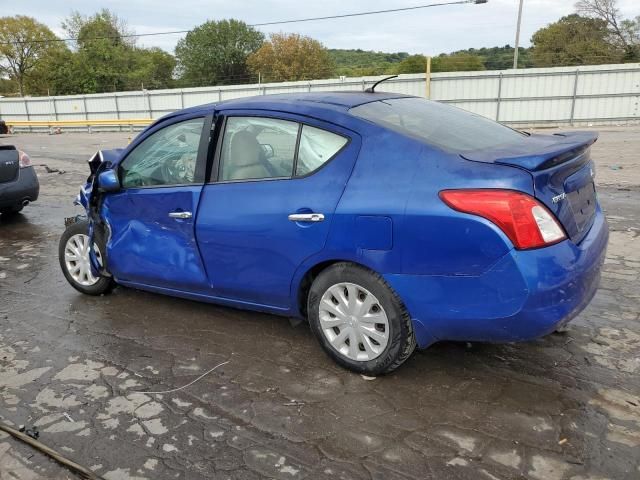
[77,149,121,278]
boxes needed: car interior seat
[224,130,270,180]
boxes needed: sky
[5,0,640,55]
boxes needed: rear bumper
[384,206,609,348]
[0,166,39,209]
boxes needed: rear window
[350,97,525,152]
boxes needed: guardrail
[1,63,639,129]
[6,118,153,132]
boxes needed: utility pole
[513,0,524,69]
[425,56,432,99]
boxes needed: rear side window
[216,116,349,182]
[296,125,348,176]
[219,117,298,181]
[350,97,525,152]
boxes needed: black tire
[0,205,23,216]
[58,220,114,296]
[308,262,416,375]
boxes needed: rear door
[102,113,213,291]
[195,111,360,309]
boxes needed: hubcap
[64,234,101,286]
[319,282,389,362]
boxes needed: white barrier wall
[1,63,639,128]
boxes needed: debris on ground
[38,164,66,174]
[18,425,40,440]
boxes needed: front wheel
[58,220,113,295]
[308,263,416,375]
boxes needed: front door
[102,114,212,292]
[195,113,360,309]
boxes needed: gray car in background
[0,145,39,215]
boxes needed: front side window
[120,117,205,188]
[295,125,348,176]
[219,117,298,181]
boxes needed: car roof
[168,91,414,118]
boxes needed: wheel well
[297,260,373,317]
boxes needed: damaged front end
[66,148,123,278]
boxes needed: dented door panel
[101,186,210,291]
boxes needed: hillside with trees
[0,0,638,97]
[328,49,410,76]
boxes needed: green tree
[432,53,485,72]
[71,10,137,92]
[51,10,176,94]
[329,49,408,76]
[129,48,176,90]
[393,52,485,75]
[395,54,428,74]
[0,16,61,96]
[442,45,533,70]
[575,0,640,61]
[24,47,78,95]
[0,76,18,96]
[175,19,263,86]
[62,9,134,48]
[247,33,334,82]
[531,14,623,66]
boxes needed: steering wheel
[160,160,178,184]
[124,171,146,187]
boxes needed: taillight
[439,189,566,249]
[18,151,31,168]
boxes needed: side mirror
[97,170,120,192]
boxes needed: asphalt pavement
[0,127,639,479]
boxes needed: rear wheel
[308,263,416,375]
[58,220,113,295]
[0,205,23,216]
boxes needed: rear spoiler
[461,131,598,171]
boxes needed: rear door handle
[288,213,325,222]
[169,211,192,219]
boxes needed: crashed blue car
[58,91,608,374]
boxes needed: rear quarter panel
[400,149,536,276]
[320,122,536,277]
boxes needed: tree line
[0,0,638,97]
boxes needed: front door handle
[169,211,192,219]
[288,213,325,222]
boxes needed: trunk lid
[461,131,599,244]
[0,146,19,184]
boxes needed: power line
[250,1,481,27]
[0,1,482,46]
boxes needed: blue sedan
[58,92,608,375]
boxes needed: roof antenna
[365,75,398,93]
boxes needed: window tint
[220,117,298,181]
[295,125,348,176]
[120,118,204,188]
[350,98,525,153]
